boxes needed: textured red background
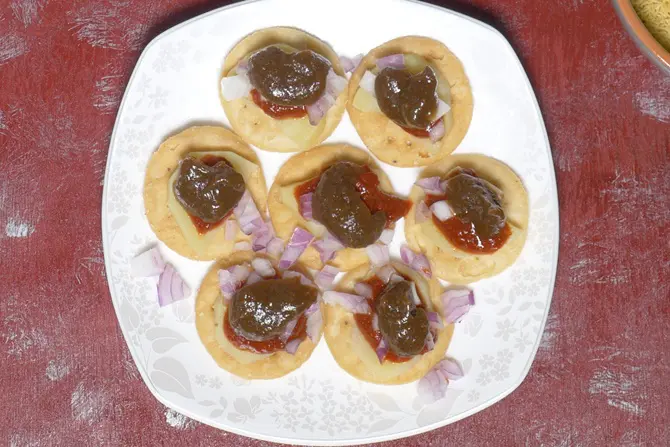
[1,0,669,445]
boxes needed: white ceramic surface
[101,0,559,444]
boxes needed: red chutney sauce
[353,276,428,363]
[424,168,511,254]
[186,155,234,235]
[294,166,412,226]
[223,309,307,354]
[250,89,307,119]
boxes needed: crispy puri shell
[347,36,473,167]
[143,126,267,260]
[324,261,453,384]
[195,251,321,379]
[220,27,346,152]
[268,144,397,271]
[405,154,529,283]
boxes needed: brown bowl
[613,0,670,75]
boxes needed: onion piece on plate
[424,331,435,351]
[409,282,422,306]
[299,193,313,220]
[376,54,405,70]
[322,291,370,314]
[285,338,301,355]
[313,232,344,263]
[400,244,432,278]
[279,318,298,343]
[375,264,395,283]
[219,263,251,299]
[266,237,284,258]
[220,73,251,101]
[315,265,339,290]
[378,228,394,245]
[372,313,379,332]
[375,337,388,363]
[354,282,373,298]
[359,71,377,95]
[157,264,191,307]
[340,54,363,73]
[427,311,444,331]
[417,364,449,404]
[366,243,389,267]
[246,271,262,285]
[251,257,275,278]
[279,227,314,270]
[429,118,446,143]
[430,200,453,221]
[233,191,264,235]
[131,246,165,277]
[415,177,444,195]
[441,288,475,323]
[305,302,322,343]
[415,200,431,223]
[436,358,464,380]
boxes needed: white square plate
[102,0,559,444]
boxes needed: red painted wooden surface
[1,0,668,445]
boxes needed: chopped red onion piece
[219,263,251,299]
[306,304,322,343]
[326,69,348,97]
[359,71,377,95]
[285,339,301,355]
[366,243,389,267]
[429,118,446,143]
[131,246,165,277]
[246,271,262,285]
[220,73,251,101]
[436,358,464,380]
[225,219,238,241]
[375,264,395,283]
[427,311,444,330]
[233,191,264,235]
[415,201,431,223]
[354,282,373,298]
[372,313,379,332]
[340,54,363,73]
[280,318,298,343]
[252,222,274,252]
[415,177,444,195]
[299,193,313,220]
[410,282,422,305]
[425,331,435,351]
[400,244,432,278]
[375,337,388,363]
[307,92,335,125]
[278,227,314,270]
[430,200,453,221]
[251,257,275,277]
[157,264,191,307]
[266,237,284,258]
[313,232,344,263]
[234,241,251,251]
[378,228,394,245]
[315,265,339,290]
[417,367,449,404]
[441,288,475,323]
[376,54,405,70]
[236,60,249,76]
[282,270,312,286]
[435,99,451,119]
[322,291,370,314]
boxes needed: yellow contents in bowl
[631,0,670,52]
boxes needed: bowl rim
[612,0,670,75]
